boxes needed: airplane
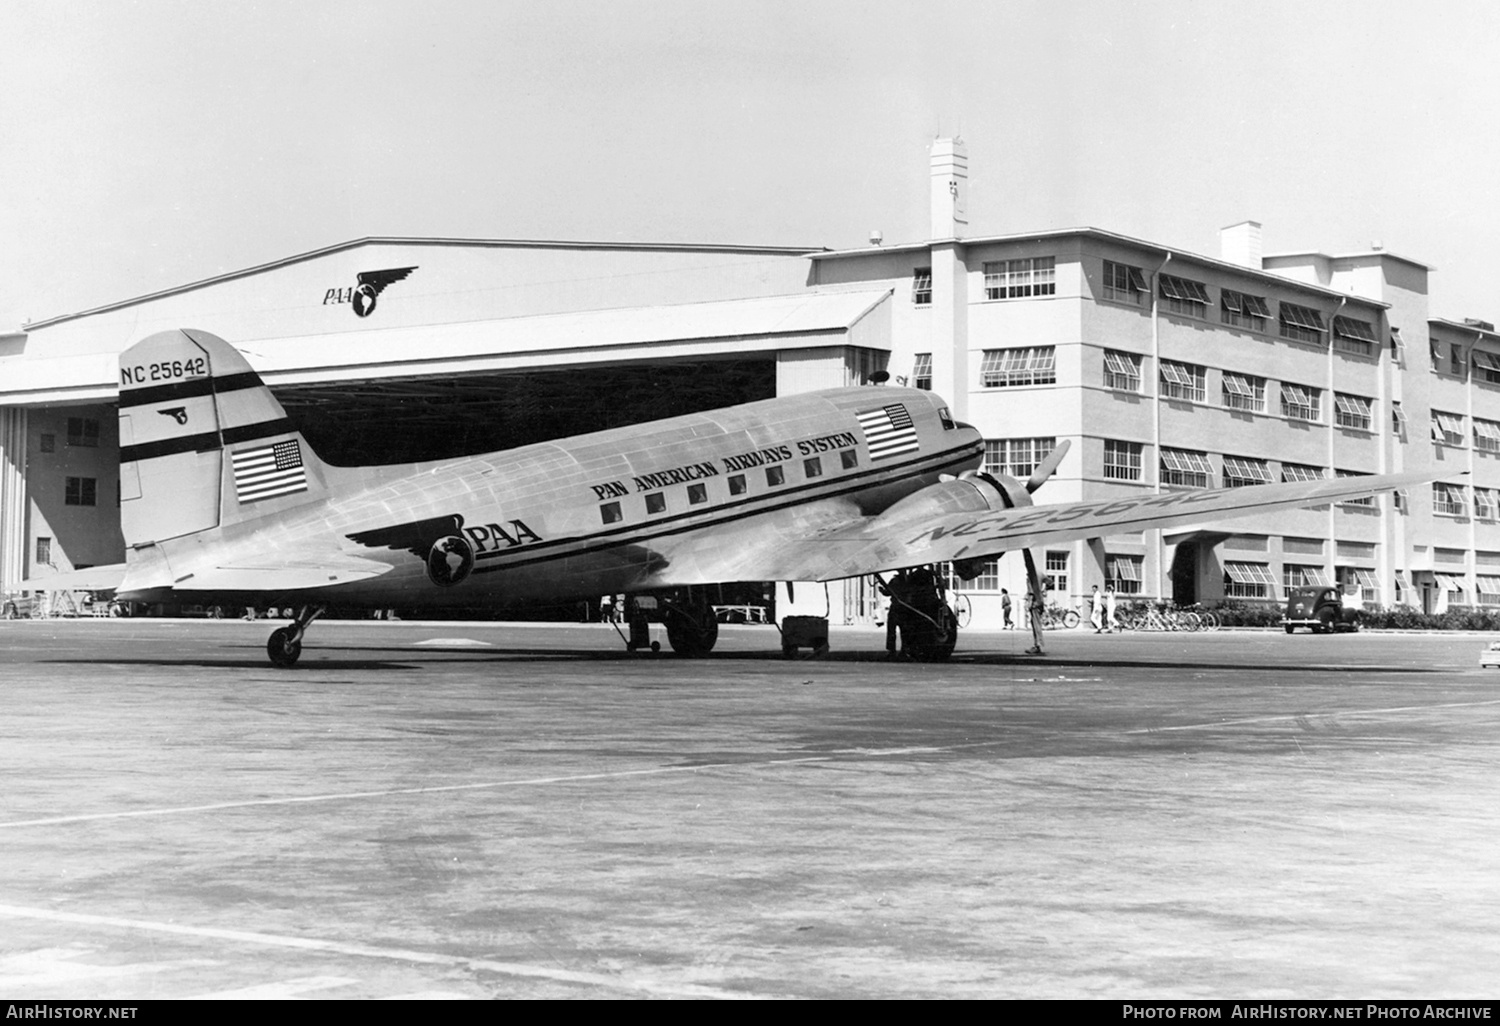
[33,327,1446,667]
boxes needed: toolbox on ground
[779,615,829,658]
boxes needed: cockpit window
[938,407,955,430]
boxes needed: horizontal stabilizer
[21,563,128,593]
[167,556,394,593]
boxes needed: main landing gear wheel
[665,602,719,657]
[905,604,958,663]
[267,626,302,668]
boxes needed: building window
[600,501,622,524]
[952,558,1000,591]
[983,437,1057,479]
[1106,554,1143,595]
[64,477,97,506]
[1281,462,1325,484]
[1280,382,1321,421]
[1284,563,1331,591]
[687,483,707,505]
[1279,302,1327,344]
[1478,575,1500,605]
[1451,343,1466,379]
[765,466,785,487]
[1337,567,1379,604]
[39,433,55,453]
[645,492,666,515]
[912,267,932,306]
[1431,411,1466,446]
[1333,393,1373,431]
[1475,488,1499,521]
[728,474,747,496]
[1474,419,1500,453]
[1222,372,1267,412]
[1433,482,1467,517]
[1221,289,1270,331]
[1102,260,1147,306]
[1332,316,1377,356]
[1103,440,1143,481]
[912,352,932,390]
[1473,350,1500,385]
[1159,360,1206,402]
[1160,448,1212,488]
[1158,273,1210,318]
[1222,455,1273,488]
[1392,402,1408,437]
[36,536,51,566]
[1044,551,1069,594]
[984,257,1056,299]
[979,347,1056,388]
[1224,561,1276,599]
[1335,470,1376,508]
[1436,573,1468,604]
[1103,350,1141,392]
[803,457,822,478]
[67,417,100,448]
[840,450,858,470]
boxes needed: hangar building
[4,138,1498,627]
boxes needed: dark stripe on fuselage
[119,417,296,463]
[118,371,264,410]
[467,438,982,576]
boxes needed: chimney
[1220,220,1263,269]
[929,137,968,240]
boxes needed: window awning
[1103,350,1138,375]
[1435,574,1467,593]
[1281,463,1325,482]
[1334,393,1371,417]
[1298,567,1333,586]
[1280,303,1327,331]
[1107,556,1142,581]
[1225,562,1276,586]
[1125,266,1148,292]
[1433,411,1465,436]
[1160,361,1200,387]
[1160,274,1210,304]
[1161,449,1212,473]
[1281,383,1316,405]
[1477,576,1500,594]
[1332,316,1377,342]
[1223,456,1273,482]
[1342,568,1378,588]
[1475,419,1500,441]
[1473,350,1500,372]
[1222,373,1255,396]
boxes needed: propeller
[1025,438,1071,493]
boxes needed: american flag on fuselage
[856,403,919,460]
[231,439,307,503]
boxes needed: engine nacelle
[868,472,1033,581]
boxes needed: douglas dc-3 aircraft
[58,328,1443,666]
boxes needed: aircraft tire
[906,605,958,663]
[267,626,302,668]
[665,605,719,657]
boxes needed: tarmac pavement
[1,619,1497,998]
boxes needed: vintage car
[1283,586,1360,634]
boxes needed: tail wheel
[665,602,719,657]
[906,604,958,663]
[267,626,302,668]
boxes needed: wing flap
[167,555,393,592]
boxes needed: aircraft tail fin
[117,328,331,547]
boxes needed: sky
[2,0,1498,331]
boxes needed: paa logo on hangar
[323,266,417,317]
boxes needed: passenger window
[765,466,785,487]
[687,483,707,505]
[728,474,747,495]
[600,502,622,524]
[803,457,822,478]
[841,449,859,470]
[645,492,666,514]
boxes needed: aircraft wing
[116,552,394,598]
[661,469,1446,584]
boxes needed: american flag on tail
[856,403,920,460]
[231,439,307,503]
